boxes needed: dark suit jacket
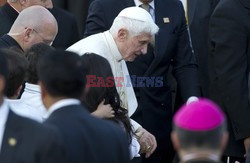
[0,3,17,37]
[44,104,129,163]
[52,0,92,36]
[0,3,79,49]
[84,0,201,155]
[49,7,80,49]
[187,0,219,97]
[0,110,66,163]
[209,0,250,157]
[0,34,22,51]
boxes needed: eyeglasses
[32,29,54,46]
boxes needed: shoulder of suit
[10,110,58,135]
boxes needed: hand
[244,137,250,157]
[135,127,157,158]
[91,100,115,118]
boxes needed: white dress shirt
[44,99,80,119]
[7,99,43,122]
[20,83,47,117]
[6,83,47,122]
[180,0,187,13]
[0,99,9,153]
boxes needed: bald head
[9,5,58,51]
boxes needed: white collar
[104,31,123,61]
[44,98,80,119]
[24,82,41,93]
[134,0,155,10]
[181,153,221,163]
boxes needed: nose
[141,44,148,55]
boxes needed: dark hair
[37,50,84,98]
[80,53,133,143]
[174,122,227,150]
[1,48,28,98]
[0,49,8,93]
[25,43,54,84]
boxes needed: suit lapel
[144,0,171,76]
[0,111,22,163]
[187,0,197,26]
[238,0,250,9]
[125,0,135,7]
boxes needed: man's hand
[244,137,250,157]
[135,127,157,158]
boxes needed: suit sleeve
[209,5,250,140]
[172,1,201,101]
[84,0,109,37]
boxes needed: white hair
[7,0,18,2]
[110,16,159,37]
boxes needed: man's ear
[15,84,23,98]
[220,131,229,151]
[171,131,181,151]
[117,28,129,42]
[0,76,5,95]
[19,0,27,6]
[39,81,47,99]
[23,28,33,43]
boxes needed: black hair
[80,53,133,143]
[25,43,54,84]
[174,121,227,150]
[1,48,28,98]
[37,50,84,98]
[0,49,8,93]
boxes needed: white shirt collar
[44,98,80,119]
[24,82,41,94]
[134,0,155,10]
[104,31,123,61]
[0,99,10,152]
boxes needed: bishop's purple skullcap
[173,99,225,131]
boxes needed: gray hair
[110,16,159,37]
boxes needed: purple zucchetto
[173,99,225,131]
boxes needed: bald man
[0,5,58,51]
[0,0,79,49]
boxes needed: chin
[127,57,136,62]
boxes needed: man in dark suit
[49,7,79,49]
[38,50,130,163]
[52,0,92,36]
[84,0,201,162]
[208,0,250,162]
[0,0,79,49]
[0,5,58,51]
[0,46,66,163]
[187,0,219,97]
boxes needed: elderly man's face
[121,33,151,62]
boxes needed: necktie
[140,3,150,13]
